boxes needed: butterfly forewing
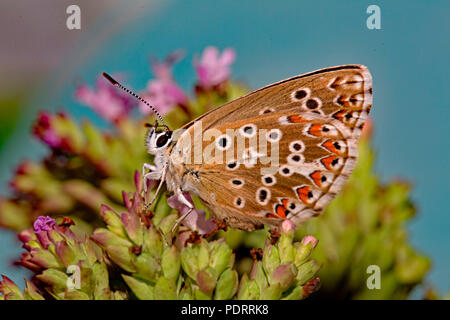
[171,65,372,231]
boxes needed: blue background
[0,0,448,295]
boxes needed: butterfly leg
[143,167,167,211]
[171,192,194,233]
[142,163,157,192]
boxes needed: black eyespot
[219,137,228,148]
[227,161,237,169]
[345,113,353,119]
[289,203,296,210]
[322,126,330,132]
[259,189,267,202]
[321,176,327,182]
[244,126,253,134]
[232,179,242,185]
[264,177,273,184]
[282,168,290,174]
[331,158,339,166]
[291,155,301,162]
[269,131,279,140]
[236,198,242,206]
[333,142,341,150]
[295,90,307,99]
[306,99,319,109]
[156,132,172,148]
[293,143,302,151]
[307,191,313,199]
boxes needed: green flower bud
[237,274,260,300]
[181,246,199,281]
[196,242,210,270]
[122,274,154,300]
[92,262,111,300]
[154,277,177,300]
[36,269,68,290]
[157,213,178,236]
[91,228,132,248]
[259,283,282,300]
[209,239,233,275]
[30,248,63,270]
[24,280,45,300]
[134,253,161,282]
[143,226,163,258]
[249,261,268,289]
[281,285,303,300]
[100,205,126,238]
[64,290,90,300]
[162,246,181,280]
[0,276,25,300]
[296,260,321,285]
[270,263,295,291]
[214,268,238,300]
[197,267,217,296]
[104,245,136,273]
[262,244,280,276]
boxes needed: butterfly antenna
[102,72,169,131]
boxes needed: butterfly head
[145,121,173,154]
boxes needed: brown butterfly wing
[181,65,372,137]
[172,65,372,230]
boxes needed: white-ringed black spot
[226,160,239,171]
[267,129,282,142]
[240,124,257,138]
[234,197,245,208]
[295,89,307,99]
[230,178,244,188]
[279,165,293,176]
[261,174,276,186]
[289,140,305,153]
[256,187,271,205]
[216,134,231,151]
[306,99,319,109]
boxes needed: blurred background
[0,0,448,297]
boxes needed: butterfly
[103,65,372,231]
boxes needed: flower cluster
[1,173,321,300]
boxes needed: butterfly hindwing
[171,65,372,230]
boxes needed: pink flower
[139,51,188,115]
[32,112,62,148]
[33,216,56,233]
[76,75,135,123]
[195,46,236,88]
[167,193,215,235]
[301,235,319,248]
[281,220,295,234]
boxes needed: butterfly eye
[156,132,172,148]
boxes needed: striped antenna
[102,72,169,130]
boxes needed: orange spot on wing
[275,204,287,218]
[308,123,323,136]
[322,140,343,155]
[296,186,310,204]
[310,171,323,187]
[320,155,338,170]
[332,110,346,121]
[281,199,289,208]
[289,115,308,123]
